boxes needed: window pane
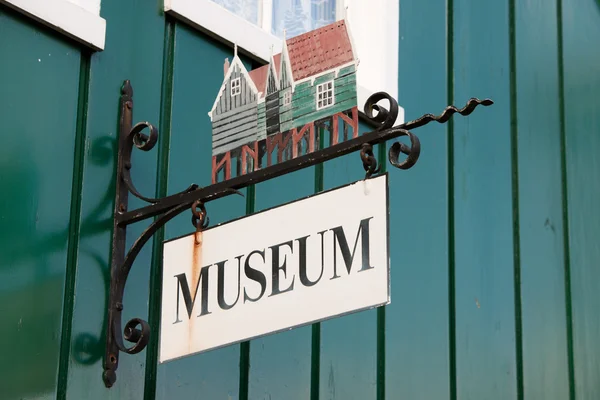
[211,0,259,25]
[272,0,337,39]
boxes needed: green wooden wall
[0,0,599,399]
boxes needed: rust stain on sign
[189,232,203,352]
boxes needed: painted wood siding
[1,1,600,400]
[256,101,267,141]
[265,92,280,135]
[267,65,278,95]
[279,88,293,132]
[214,64,257,116]
[290,65,357,129]
[212,101,258,155]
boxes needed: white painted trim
[280,37,296,91]
[341,16,360,71]
[1,0,106,51]
[344,0,399,112]
[209,56,258,119]
[260,0,273,34]
[165,0,282,63]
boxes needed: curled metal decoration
[388,130,421,170]
[104,81,210,388]
[402,97,494,130]
[362,92,493,173]
[363,91,399,131]
[105,80,493,388]
[120,121,160,203]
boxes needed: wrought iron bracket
[103,80,493,387]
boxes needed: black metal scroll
[103,80,493,387]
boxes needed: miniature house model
[209,20,359,183]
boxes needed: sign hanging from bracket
[102,19,493,383]
[160,174,389,362]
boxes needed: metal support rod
[103,80,493,387]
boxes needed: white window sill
[165,0,403,125]
[1,0,106,51]
[165,0,280,62]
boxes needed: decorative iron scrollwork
[361,92,492,173]
[103,81,203,388]
[103,80,492,388]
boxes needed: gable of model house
[210,55,260,155]
[210,55,259,120]
[209,20,359,156]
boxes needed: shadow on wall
[0,135,115,399]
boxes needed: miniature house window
[231,78,241,96]
[2,0,106,50]
[316,81,334,110]
[283,91,292,106]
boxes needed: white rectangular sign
[160,174,389,363]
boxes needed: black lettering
[330,217,374,279]
[269,240,295,296]
[173,266,211,324]
[216,256,242,310]
[244,249,267,303]
[297,233,324,287]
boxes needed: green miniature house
[209,20,360,183]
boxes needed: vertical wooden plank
[63,0,166,397]
[318,121,377,400]
[453,1,517,399]
[515,0,571,399]
[143,19,176,400]
[153,23,248,399]
[385,0,450,398]
[561,1,600,399]
[246,162,315,399]
[0,7,81,399]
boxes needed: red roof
[246,21,354,93]
[286,21,354,81]
[248,53,283,98]
[248,64,269,95]
[273,53,282,78]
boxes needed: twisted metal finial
[362,93,493,172]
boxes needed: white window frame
[1,0,106,50]
[316,81,334,110]
[231,77,241,96]
[283,90,292,106]
[164,0,403,124]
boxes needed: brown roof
[286,21,354,81]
